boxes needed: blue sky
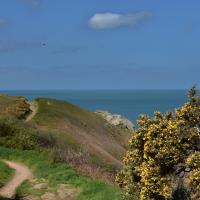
[0,0,200,90]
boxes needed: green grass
[0,147,122,200]
[0,160,14,188]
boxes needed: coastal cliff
[95,110,134,130]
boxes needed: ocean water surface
[1,90,188,123]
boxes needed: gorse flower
[116,86,200,200]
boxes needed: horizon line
[0,88,191,91]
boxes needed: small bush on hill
[116,86,200,200]
[0,117,57,151]
[0,96,31,119]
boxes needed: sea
[1,90,188,124]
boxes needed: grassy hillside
[0,160,14,188]
[0,95,130,183]
[28,98,130,179]
[0,147,121,200]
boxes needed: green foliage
[116,87,200,200]
[0,116,58,151]
[0,117,38,150]
[0,160,14,187]
[0,147,121,200]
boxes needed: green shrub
[116,87,200,200]
[0,117,39,150]
[0,117,58,151]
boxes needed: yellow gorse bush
[116,86,200,200]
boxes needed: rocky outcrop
[22,179,78,200]
[95,110,134,130]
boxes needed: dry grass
[0,95,31,120]
[52,148,118,184]
[30,98,131,181]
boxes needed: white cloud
[88,12,151,30]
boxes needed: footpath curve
[0,160,32,199]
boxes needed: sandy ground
[0,160,32,199]
[25,101,38,122]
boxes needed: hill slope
[0,95,131,182]
[30,98,130,177]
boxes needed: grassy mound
[0,160,14,188]
[0,94,130,183]
[0,147,121,200]
[0,95,30,120]
[30,98,130,180]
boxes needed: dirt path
[25,101,38,122]
[0,160,33,199]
